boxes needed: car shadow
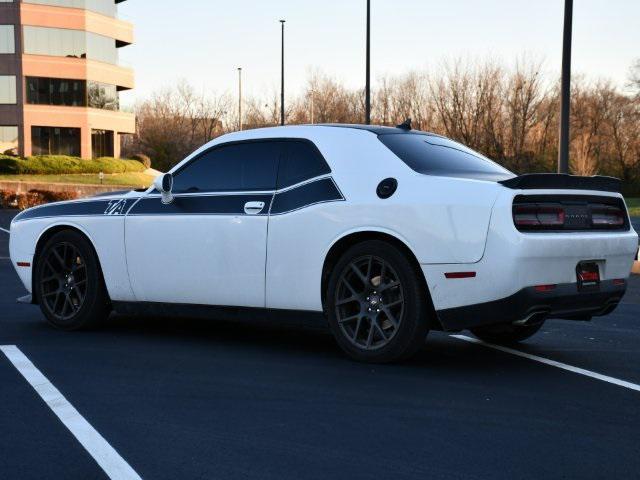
[9,309,533,377]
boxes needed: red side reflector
[534,284,556,292]
[613,278,626,286]
[17,262,31,268]
[444,272,476,279]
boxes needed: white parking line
[451,335,640,393]
[0,345,142,480]
[0,227,9,233]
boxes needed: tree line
[125,59,640,193]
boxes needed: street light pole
[558,0,573,174]
[237,67,242,131]
[365,0,371,124]
[280,19,286,126]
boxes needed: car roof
[313,123,440,136]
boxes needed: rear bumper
[421,188,638,330]
[437,280,626,331]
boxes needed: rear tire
[34,230,110,330]
[326,240,430,363]
[470,321,544,344]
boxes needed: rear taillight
[514,204,565,229]
[590,204,625,227]
[513,195,629,232]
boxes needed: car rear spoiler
[499,174,621,193]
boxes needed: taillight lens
[513,195,628,232]
[514,204,565,228]
[591,204,625,227]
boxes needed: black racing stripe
[13,179,343,221]
[13,198,134,222]
[128,194,273,216]
[270,178,344,214]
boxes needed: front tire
[470,321,544,344]
[34,230,111,330]
[326,240,430,363]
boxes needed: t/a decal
[104,199,128,216]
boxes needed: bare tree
[504,60,544,172]
[128,61,640,194]
[130,81,231,171]
[628,58,640,97]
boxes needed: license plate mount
[576,261,600,290]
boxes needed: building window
[88,81,118,110]
[119,132,133,156]
[0,25,15,54]
[0,75,16,104]
[91,129,113,158]
[32,126,80,157]
[0,126,18,154]
[23,1,117,17]
[23,26,118,65]
[27,77,86,106]
[26,77,119,110]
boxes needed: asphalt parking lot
[1,209,639,480]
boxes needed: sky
[117,0,640,107]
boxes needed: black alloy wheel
[39,241,88,321]
[334,255,404,350]
[35,230,110,330]
[326,240,430,363]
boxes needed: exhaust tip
[513,310,549,326]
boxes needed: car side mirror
[153,173,174,205]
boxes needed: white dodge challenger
[9,124,639,362]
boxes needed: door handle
[244,201,266,215]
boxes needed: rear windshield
[379,133,513,181]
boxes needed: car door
[266,140,342,311]
[124,140,284,307]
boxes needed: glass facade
[27,77,86,106]
[24,0,117,17]
[26,77,119,110]
[0,75,16,104]
[88,81,118,110]
[32,126,81,156]
[0,25,14,54]
[91,129,113,158]
[0,126,18,154]
[23,26,118,65]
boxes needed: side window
[172,141,283,193]
[277,141,331,189]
